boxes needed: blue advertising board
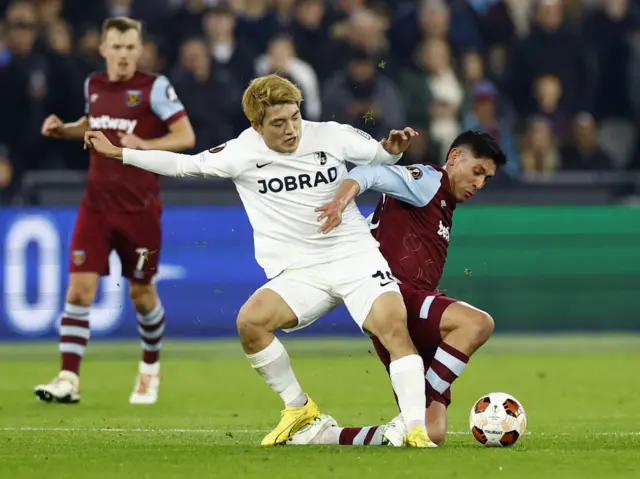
[0,207,367,340]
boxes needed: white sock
[389,354,427,432]
[318,426,342,445]
[247,337,307,407]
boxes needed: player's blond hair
[242,74,303,125]
[101,17,142,40]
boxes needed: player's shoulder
[305,121,372,140]
[402,163,444,181]
[134,70,162,85]
[424,163,446,175]
[85,71,105,86]
[211,127,263,160]
[301,121,372,157]
[237,126,263,146]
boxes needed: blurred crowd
[1,0,640,203]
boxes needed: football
[469,392,527,447]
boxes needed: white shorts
[259,249,401,334]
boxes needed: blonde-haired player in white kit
[83,74,435,448]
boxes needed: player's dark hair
[448,130,507,168]
[101,17,142,40]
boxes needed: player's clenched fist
[41,114,64,137]
[84,131,122,160]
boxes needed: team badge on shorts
[71,250,85,266]
[126,90,142,107]
[314,151,327,165]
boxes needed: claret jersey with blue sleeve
[347,163,457,290]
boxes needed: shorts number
[372,270,397,287]
[135,247,149,271]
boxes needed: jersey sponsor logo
[166,85,179,102]
[209,143,227,154]
[347,125,371,141]
[257,167,338,194]
[71,250,85,266]
[126,89,142,107]
[406,166,423,179]
[314,152,327,165]
[438,220,450,242]
[88,115,137,134]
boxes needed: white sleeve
[122,139,243,179]
[328,122,402,166]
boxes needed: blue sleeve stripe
[150,75,185,122]
[83,76,90,115]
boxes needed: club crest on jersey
[209,143,227,154]
[126,90,142,107]
[314,152,327,165]
[71,250,85,266]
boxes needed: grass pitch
[1,335,639,478]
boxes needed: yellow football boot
[261,396,320,446]
[405,425,438,448]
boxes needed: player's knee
[430,429,446,446]
[376,314,410,345]
[237,291,297,339]
[366,299,411,352]
[427,417,447,446]
[468,311,494,346]
[66,275,99,306]
[129,284,158,313]
[236,296,275,340]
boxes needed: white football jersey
[124,121,400,278]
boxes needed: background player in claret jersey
[290,131,507,447]
[82,74,437,448]
[35,17,195,405]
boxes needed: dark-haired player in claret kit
[35,17,195,405]
[289,131,507,447]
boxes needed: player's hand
[41,114,64,138]
[315,200,345,234]
[118,132,149,150]
[84,131,122,160]
[380,127,419,155]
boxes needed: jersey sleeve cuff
[164,109,187,126]
[122,148,138,166]
[346,170,371,195]
[373,143,402,165]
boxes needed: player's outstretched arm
[348,164,440,206]
[118,117,196,152]
[84,131,237,179]
[334,123,418,166]
[41,115,89,140]
[316,164,441,233]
